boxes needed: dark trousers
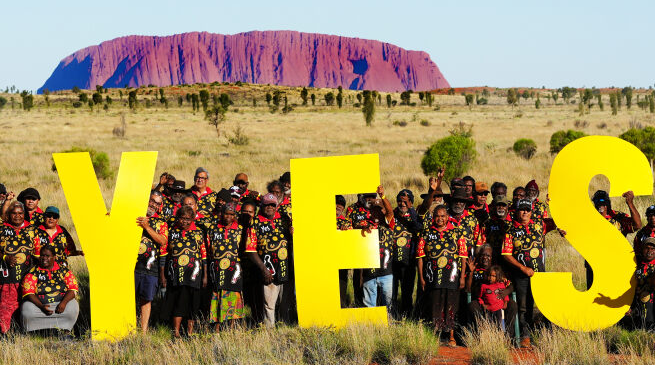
[392,261,416,319]
[353,269,364,307]
[242,267,264,324]
[339,269,350,308]
[514,277,534,339]
[426,288,459,332]
[468,300,518,334]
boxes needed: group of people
[1,166,654,347]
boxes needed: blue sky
[1,0,653,91]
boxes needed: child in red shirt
[478,265,509,326]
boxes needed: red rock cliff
[38,31,449,93]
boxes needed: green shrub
[228,125,250,146]
[51,147,112,179]
[420,119,430,126]
[0,96,6,110]
[619,126,655,165]
[421,134,477,182]
[513,138,537,159]
[550,129,586,154]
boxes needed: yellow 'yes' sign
[52,136,653,339]
[532,136,652,331]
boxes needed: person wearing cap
[233,173,260,202]
[35,206,82,269]
[392,189,421,318]
[191,167,219,217]
[16,188,44,227]
[416,204,468,346]
[0,201,41,333]
[134,191,168,333]
[160,180,187,220]
[360,186,396,313]
[501,198,561,348]
[207,203,246,331]
[524,180,549,221]
[159,206,208,338]
[446,188,480,258]
[634,205,655,264]
[245,193,293,327]
[630,237,655,330]
[490,182,508,201]
[229,186,242,205]
[462,176,476,199]
[20,245,80,335]
[477,195,512,265]
[335,195,354,308]
[470,182,490,225]
[585,190,641,289]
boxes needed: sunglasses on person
[263,203,276,208]
[476,192,489,196]
[44,213,59,219]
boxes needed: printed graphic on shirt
[21,262,79,304]
[245,214,291,284]
[135,217,168,276]
[502,220,548,275]
[207,222,244,291]
[0,222,40,283]
[164,223,207,288]
[416,224,467,290]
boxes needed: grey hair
[4,201,25,222]
[195,167,209,179]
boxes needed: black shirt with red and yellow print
[207,221,245,292]
[36,225,75,269]
[279,196,292,221]
[363,218,396,280]
[160,196,181,220]
[27,207,45,228]
[337,215,353,231]
[0,221,40,284]
[448,209,480,257]
[21,261,79,304]
[245,212,292,284]
[634,225,655,264]
[603,210,637,237]
[162,222,207,289]
[416,222,468,290]
[501,218,556,278]
[345,203,372,229]
[634,258,655,311]
[192,187,219,217]
[135,214,169,277]
[392,208,421,266]
[477,215,512,264]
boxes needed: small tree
[43,89,50,107]
[265,92,272,105]
[0,96,7,110]
[79,93,89,103]
[386,94,392,108]
[362,90,375,126]
[623,87,633,109]
[421,134,477,183]
[128,91,138,110]
[324,92,335,106]
[418,92,425,103]
[650,96,655,114]
[205,104,228,138]
[619,127,655,170]
[610,93,618,115]
[506,88,518,108]
[21,91,33,111]
[513,138,537,159]
[310,93,316,105]
[199,89,210,111]
[552,91,559,104]
[72,86,81,94]
[336,91,343,108]
[178,96,184,107]
[92,92,103,105]
[400,90,413,105]
[464,94,474,109]
[300,87,308,106]
[549,130,586,154]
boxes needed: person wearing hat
[416,204,468,346]
[392,188,422,318]
[134,191,168,333]
[35,206,82,269]
[446,188,479,258]
[501,198,561,348]
[585,190,641,289]
[0,201,41,333]
[634,205,655,264]
[245,193,293,327]
[524,180,549,221]
[631,237,655,331]
[160,180,187,220]
[477,195,512,265]
[16,188,44,227]
[191,167,219,217]
[232,173,260,202]
[470,182,491,225]
[336,195,354,308]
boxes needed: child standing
[478,265,509,328]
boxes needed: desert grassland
[2,86,655,364]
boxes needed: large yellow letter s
[532,136,652,331]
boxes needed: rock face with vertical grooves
[38,31,449,93]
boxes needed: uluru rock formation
[38,31,449,93]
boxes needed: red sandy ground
[428,346,628,364]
